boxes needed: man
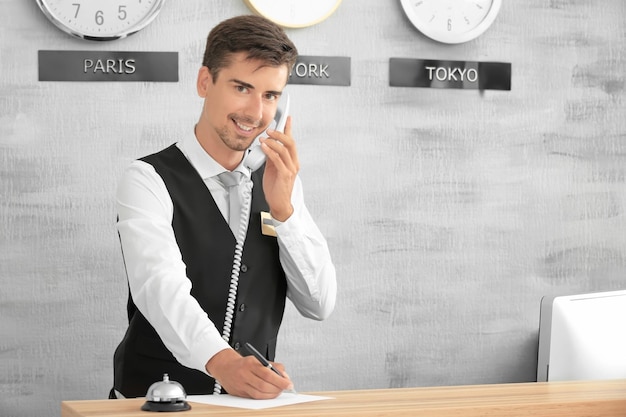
[112,15,337,400]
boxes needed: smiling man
[111,15,337,400]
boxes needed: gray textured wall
[2,1,626,416]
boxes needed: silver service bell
[141,373,191,412]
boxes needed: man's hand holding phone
[261,113,299,222]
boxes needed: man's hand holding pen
[206,347,295,399]
[244,342,297,394]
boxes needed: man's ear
[196,66,212,98]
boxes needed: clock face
[243,0,342,28]
[400,0,502,44]
[36,0,165,41]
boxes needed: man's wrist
[270,204,294,222]
[205,347,238,377]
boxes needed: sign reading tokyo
[389,58,511,91]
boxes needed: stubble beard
[216,113,265,152]
[216,126,250,152]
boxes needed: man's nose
[243,95,263,122]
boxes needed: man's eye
[236,85,248,93]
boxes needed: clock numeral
[447,18,452,31]
[72,3,80,19]
[119,6,127,21]
[95,10,104,26]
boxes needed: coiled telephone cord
[213,179,253,394]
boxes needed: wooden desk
[62,379,626,417]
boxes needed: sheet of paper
[187,392,332,410]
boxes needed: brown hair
[202,15,298,82]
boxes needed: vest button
[239,303,246,312]
[241,264,248,273]
[233,342,241,350]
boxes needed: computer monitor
[537,289,626,382]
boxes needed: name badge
[260,211,277,237]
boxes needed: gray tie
[217,171,245,236]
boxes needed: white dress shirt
[116,131,337,375]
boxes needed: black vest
[113,144,287,397]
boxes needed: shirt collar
[180,127,252,180]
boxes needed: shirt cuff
[187,329,231,376]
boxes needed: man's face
[199,52,289,152]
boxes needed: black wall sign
[38,50,178,82]
[389,58,511,91]
[288,56,351,86]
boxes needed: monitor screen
[537,289,626,382]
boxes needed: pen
[244,342,297,394]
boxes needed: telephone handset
[244,94,290,171]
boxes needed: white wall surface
[1,1,625,416]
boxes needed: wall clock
[243,0,342,28]
[400,0,501,44]
[36,0,165,41]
